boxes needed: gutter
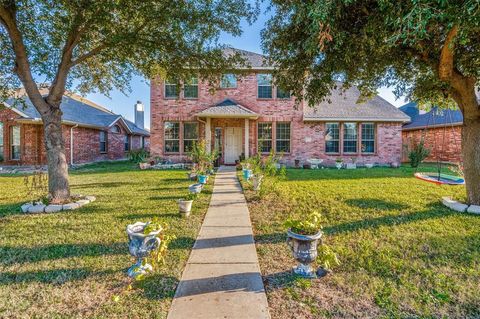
[70,124,78,166]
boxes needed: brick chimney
[134,100,144,129]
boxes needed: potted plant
[294,159,300,168]
[335,158,343,169]
[178,193,197,217]
[126,221,162,278]
[346,157,357,169]
[189,183,203,194]
[285,211,323,278]
[197,170,208,184]
[187,170,197,181]
[252,174,263,191]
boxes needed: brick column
[205,118,211,152]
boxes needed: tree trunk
[462,113,480,205]
[41,106,70,204]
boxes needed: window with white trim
[257,74,272,99]
[100,131,107,153]
[220,74,237,88]
[361,123,375,153]
[10,125,20,160]
[276,122,291,152]
[184,77,198,98]
[343,123,357,153]
[165,79,178,98]
[164,122,180,153]
[124,135,130,152]
[183,122,198,152]
[258,123,272,153]
[325,123,340,153]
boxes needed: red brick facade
[0,108,149,166]
[402,126,462,163]
[150,72,404,166]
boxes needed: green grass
[0,161,213,318]
[242,165,480,319]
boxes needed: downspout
[70,124,78,166]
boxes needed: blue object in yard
[243,169,253,180]
[189,183,203,193]
[198,175,208,184]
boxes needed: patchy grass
[0,161,213,318]
[242,165,479,319]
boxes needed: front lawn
[243,166,480,318]
[0,161,213,318]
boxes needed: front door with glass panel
[224,127,242,164]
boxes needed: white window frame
[220,73,237,89]
[257,74,273,99]
[325,122,340,154]
[164,122,180,153]
[257,122,273,153]
[275,122,291,153]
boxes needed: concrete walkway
[167,166,270,319]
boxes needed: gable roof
[5,94,149,136]
[223,47,272,69]
[195,99,259,119]
[401,103,463,130]
[303,85,410,122]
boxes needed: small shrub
[142,220,176,272]
[128,149,150,163]
[284,210,323,235]
[408,142,430,168]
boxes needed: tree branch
[69,43,108,67]
[438,25,458,81]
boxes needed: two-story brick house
[150,48,409,167]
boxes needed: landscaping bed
[242,165,480,318]
[0,161,214,318]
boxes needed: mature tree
[0,0,256,203]
[262,0,480,204]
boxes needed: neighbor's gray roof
[195,99,259,119]
[402,104,463,130]
[5,95,149,135]
[223,47,272,69]
[303,85,410,122]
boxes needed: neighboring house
[400,102,463,163]
[0,92,149,166]
[150,48,409,167]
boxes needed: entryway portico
[196,99,258,165]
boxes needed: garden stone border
[442,196,479,214]
[21,195,96,214]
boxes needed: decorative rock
[76,199,90,207]
[28,204,46,214]
[21,203,32,213]
[85,195,96,202]
[45,205,63,213]
[63,202,80,210]
[467,205,480,215]
[442,197,468,212]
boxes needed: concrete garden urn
[287,229,323,278]
[178,199,193,217]
[187,172,197,181]
[335,162,343,169]
[126,222,162,278]
[189,183,203,194]
[252,175,263,191]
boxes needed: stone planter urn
[178,199,193,217]
[252,175,263,191]
[287,229,322,278]
[187,172,197,181]
[126,222,162,278]
[335,162,343,169]
[365,163,374,169]
[189,183,203,194]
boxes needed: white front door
[225,127,242,164]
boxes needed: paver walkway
[167,166,270,319]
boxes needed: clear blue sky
[86,2,405,130]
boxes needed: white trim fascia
[2,101,31,118]
[108,116,133,134]
[303,117,409,123]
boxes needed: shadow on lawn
[118,212,180,220]
[0,202,26,217]
[345,198,410,211]
[0,242,126,266]
[135,273,179,300]
[72,181,136,189]
[263,270,304,290]
[0,267,116,285]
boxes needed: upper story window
[343,123,358,153]
[183,122,198,152]
[184,77,198,99]
[276,86,291,99]
[325,123,340,154]
[258,122,273,153]
[220,74,237,89]
[276,122,291,153]
[10,125,20,160]
[164,122,180,153]
[0,123,4,160]
[99,131,107,153]
[361,123,375,153]
[165,79,178,98]
[257,74,272,99]
[124,135,130,152]
[112,125,120,133]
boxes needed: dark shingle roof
[195,99,259,118]
[223,47,271,69]
[303,85,410,122]
[399,102,419,119]
[401,103,463,130]
[6,94,149,136]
